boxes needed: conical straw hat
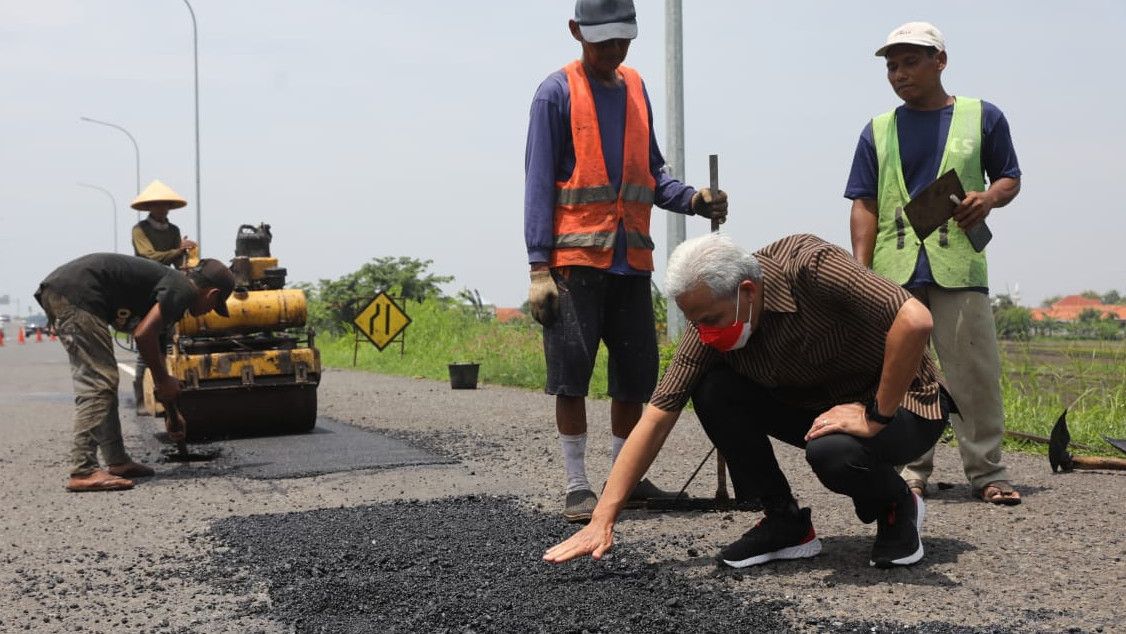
[131,179,187,211]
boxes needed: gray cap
[574,0,637,43]
[188,258,236,317]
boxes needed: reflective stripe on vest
[551,60,657,271]
[872,97,988,288]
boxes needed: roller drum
[179,288,307,335]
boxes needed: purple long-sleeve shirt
[524,67,696,275]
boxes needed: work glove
[528,268,559,327]
[691,188,728,224]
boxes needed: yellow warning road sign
[353,292,411,351]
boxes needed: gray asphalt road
[0,332,1121,632]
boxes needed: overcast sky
[2,1,1123,316]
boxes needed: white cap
[875,21,945,57]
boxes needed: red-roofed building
[1030,295,1126,322]
[494,307,527,323]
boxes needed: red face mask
[695,289,752,352]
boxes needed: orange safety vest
[552,60,657,271]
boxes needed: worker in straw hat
[129,179,197,414]
[130,179,196,268]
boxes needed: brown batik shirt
[650,234,945,420]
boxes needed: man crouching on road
[35,254,235,492]
[544,233,952,568]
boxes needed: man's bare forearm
[985,176,1020,208]
[874,298,933,416]
[849,198,878,267]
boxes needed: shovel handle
[1070,455,1126,471]
[709,154,720,232]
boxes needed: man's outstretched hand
[543,518,614,563]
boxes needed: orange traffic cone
[0,328,5,346]
[49,328,57,342]
[17,327,25,345]
[35,329,43,343]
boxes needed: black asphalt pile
[200,495,792,633]
[197,495,1009,634]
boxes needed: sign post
[352,291,411,363]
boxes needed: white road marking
[118,363,136,378]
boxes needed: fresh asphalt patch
[146,417,454,480]
[194,495,1003,633]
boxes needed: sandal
[905,479,927,498]
[66,469,135,492]
[974,480,1021,506]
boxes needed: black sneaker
[562,489,597,523]
[718,507,821,568]
[870,491,926,568]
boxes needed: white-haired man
[545,233,952,569]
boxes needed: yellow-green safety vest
[872,96,987,288]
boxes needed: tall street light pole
[79,117,141,221]
[78,183,119,254]
[183,0,202,252]
[664,0,687,341]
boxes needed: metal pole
[664,0,687,341]
[79,116,141,221]
[78,183,119,253]
[183,0,202,252]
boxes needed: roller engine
[165,224,321,440]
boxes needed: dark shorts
[543,266,658,402]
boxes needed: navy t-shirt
[844,99,1021,289]
[524,68,695,275]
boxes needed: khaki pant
[902,287,1009,490]
[39,291,131,476]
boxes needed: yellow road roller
[165,224,321,440]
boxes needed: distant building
[494,307,526,324]
[1029,295,1126,323]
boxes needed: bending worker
[129,179,197,415]
[524,0,727,523]
[36,254,234,492]
[545,233,951,569]
[845,22,1022,505]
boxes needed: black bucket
[448,363,480,389]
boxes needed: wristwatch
[865,397,895,425]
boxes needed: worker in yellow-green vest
[845,22,1023,505]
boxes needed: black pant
[692,366,949,522]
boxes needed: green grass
[322,300,1126,456]
[998,340,1125,456]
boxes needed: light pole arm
[79,116,141,195]
[77,182,120,254]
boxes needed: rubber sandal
[107,461,156,478]
[66,469,135,492]
[905,479,927,499]
[974,480,1021,506]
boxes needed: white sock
[559,433,591,493]
[610,434,627,465]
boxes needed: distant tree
[1080,290,1102,300]
[1102,290,1122,305]
[992,293,1015,311]
[298,256,453,335]
[994,305,1032,340]
[1033,315,1061,337]
[1077,307,1103,323]
[1040,295,1061,308]
[456,288,492,321]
